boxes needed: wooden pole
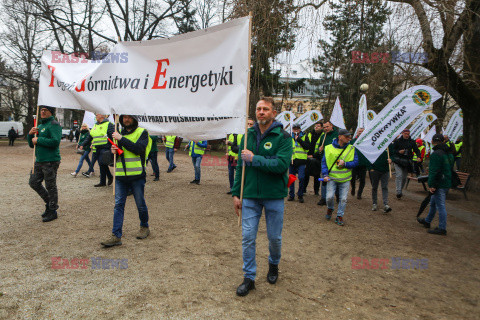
[32,105,40,174]
[387,147,392,178]
[113,114,119,195]
[238,12,253,227]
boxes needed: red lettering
[219,155,228,167]
[351,51,361,63]
[69,54,79,63]
[51,257,63,269]
[78,259,89,269]
[67,258,79,269]
[51,51,61,63]
[379,258,389,269]
[47,65,56,87]
[351,257,362,269]
[371,52,379,64]
[75,75,88,92]
[151,58,169,89]
[202,155,213,166]
[381,53,390,63]
[361,52,372,64]
[362,258,371,269]
[370,258,379,269]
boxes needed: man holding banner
[101,115,151,247]
[232,97,292,296]
[392,129,421,199]
[322,129,358,226]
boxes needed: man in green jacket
[232,97,293,297]
[28,106,62,222]
[418,134,453,235]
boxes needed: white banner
[82,111,115,129]
[353,85,442,163]
[355,94,368,135]
[445,109,463,142]
[424,125,436,143]
[409,113,437,139]
[38,17,250,140]
[276,111,296,132]
[365,110,377,129]
[330,97,346,129]
[293,110,323,132]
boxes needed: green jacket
[77,130,91,152]
[231,122,293,199]
[27,116,62,162]
[150,135,159,152]
[428,143,454,189]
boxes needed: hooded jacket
[115,115,150,181]
[231,121,293,199]
[428,143,454,189]
[27,116,62,162]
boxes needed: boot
[236,278,255,297]
[267,263,279,284]
[42,210,57,222]
[41,204,49,218]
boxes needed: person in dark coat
[8,127,17,146]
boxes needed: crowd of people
[26,100,463,296]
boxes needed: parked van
[0,121,24,137]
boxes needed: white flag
[38,17,250,140]
[365,110,377,129]
[409,113,437,140]
[293,110,323,132]
[445,109,463,142]
[354,85,442,163]
[355,94,368,135]
[330,97,346,129]
[82,111,115,128]
[424,125,436,143]
[276,111,296,131]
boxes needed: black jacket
[393,136,420,160]
[307,131,322,156]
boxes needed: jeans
[326,180,350,217]
[394,163,409,195]
[75,150,92,173]
[369,170,389,205]
[29,161,60,211]
[87,151,97,174]
[227,157,237,189]
[425,188,448,230]
[192,156,202,181]
[289,164,305,198]
[112,178,149,238]
[148,151,159,178]
[242,198,284,280]
[165,148,176,171]
[351,165,367,197]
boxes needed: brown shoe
[136,226,150,239]
[101,234,122,247]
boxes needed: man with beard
[101,115,151,247]
[232,97,292,296]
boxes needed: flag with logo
[330,97,346,129]
[365,110,377,129]
[409,113,437,139]
[293,110,323,132]
[353,85,442,163]
[445,109,463,142]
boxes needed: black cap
[432,133,444,143]
[338,128,352,136]
[292,123,301,129]
[39,105,56,115]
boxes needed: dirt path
[0,141,479,319]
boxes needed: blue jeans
[148,151,159,178]
[165,148,176,171]
[326,180,350,217]
[425,188,448,230]
[227,157,237,189]
[192,156,202,181]
[112,178,149,238]
[75,150,92,173]
[289,164,306,198]
[242,198,284,280]
[87,151,97,173]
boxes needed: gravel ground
[0,141,479,319]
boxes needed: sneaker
[287,196,295,201]
[396,193,402,199]
[317,198,326,206]
[136,227,150,239]
[236,278,255,297]
[417,217,431,228]
[335,216,345,226]
[167,169,173,173]
[325,208,333,220]
[298,197,304,203]
[372,204,378,211]
[82,172,90,178]
[101,234,122,247]
[195,180,200,185]
[89,172,95,177]
[70,172,77,177]
[383,205,392,213]
[171,165,177,171]
[427,227,447,235]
